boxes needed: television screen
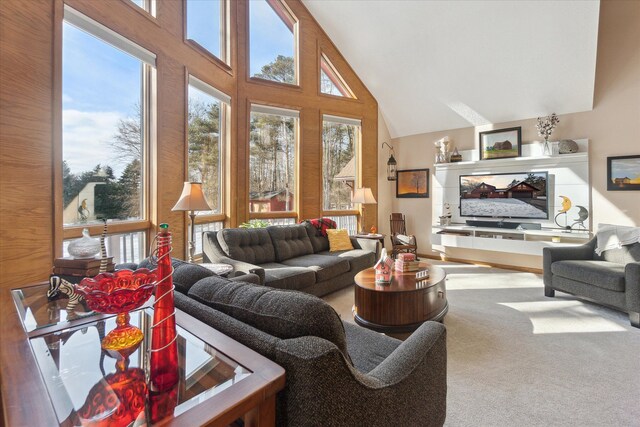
[459,172,548,219]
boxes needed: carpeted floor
[323,261,640,427]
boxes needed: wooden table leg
[244,394,276,427]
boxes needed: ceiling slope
[302,0,600,138]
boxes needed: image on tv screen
[459,172,548,219]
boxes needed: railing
[63,231,146,264]
[325,215,358,235]
[193,221,224,256]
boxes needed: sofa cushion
[134,257,218,295]
[599,242,640,264]
[551,260,626,292]
[303,221,331,253]
[327,229,354,252]
[317,249,376,273]
[343,321,401,374]
[281,254,350,282]
[188,279,350,358]
[217,228,276,264]
[267,225,314,262]
[259,262,317,290]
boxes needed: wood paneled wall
[0,0,378,290]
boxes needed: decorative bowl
[75,269,157,352]
[75,269,157,314]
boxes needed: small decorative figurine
[554,195,572,230]
[571,205,589,230]
[374,249,394,283]
[439,202,453,226]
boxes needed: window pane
[186,0,223,60]
[188,83,223,214]
[250,0,296,84]
[249,111,297,213]
[64,231,146,264]
[322,120,360,210]
[320,55,353,98]
[62,22,145,227]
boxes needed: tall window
[186,0,226,62]
[250,0,298,85]
[320,54,354,98]
[322,115,361,211]
[129,0,155,16]
[249,106,298,213]
[62,6,155,259]
[188,76,229,214]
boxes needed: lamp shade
[172,182,211,212]
[352,187,377,204]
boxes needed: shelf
[434,139,588,170]
[432,224,591,256]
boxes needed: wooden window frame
[184,0,231,68]
[57,8,155,256]
[248,0,300,87]
[321,114,362,214]
[248,104,300,219]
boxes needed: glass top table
[3,282,285,426]
[30,307,250,425]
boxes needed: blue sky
[63,1,290,176]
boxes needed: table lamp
[352,187,377,234]
[172,182,211,262]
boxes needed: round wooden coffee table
[353,263,448,333]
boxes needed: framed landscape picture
[479,127,522,160]
[396,169,429,198]
[607,155,640,191]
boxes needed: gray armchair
[543,237,640,328]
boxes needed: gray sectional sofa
[172,272,447,426]
[203,223,376,296]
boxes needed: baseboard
[418,253,543,274]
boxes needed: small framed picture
[479,127,522,160]
[396,169,429,198]
[607,155,640,191]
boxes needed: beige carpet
[323,261,640,427]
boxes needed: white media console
[432,139,591,256]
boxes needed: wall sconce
[382,142,397,181]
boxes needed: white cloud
[63,109,126,176]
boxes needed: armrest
[349,236,363,249]
[202,231,265,284]
[228,272,262,285]
[218,256,265,284]
[543,240,595,286]
[273,323,446,426]
[625,262,640,313]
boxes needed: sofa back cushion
[302,221,330,253]
[217,228,276,264]
[598,242,640,264]
[188,279,350,358]
[267,225,314,262]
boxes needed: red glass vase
[148,223,179,422]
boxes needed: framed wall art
[607,155,640,191]
[479,127,522,160]
[396,169,429,198]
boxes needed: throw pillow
[327,229,354,252]
[396,234,416,245]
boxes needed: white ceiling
[302,0,600,138]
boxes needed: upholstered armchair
[543,229,640,328]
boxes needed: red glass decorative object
[75,269,156,352]
[78,356,147,427]
[148,223,179,422]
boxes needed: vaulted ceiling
[302,0,600,138]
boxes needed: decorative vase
[543,138,552,156]
[68,228,101,259]
[148,223,179,422]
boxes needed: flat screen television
[459,171,549,219]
